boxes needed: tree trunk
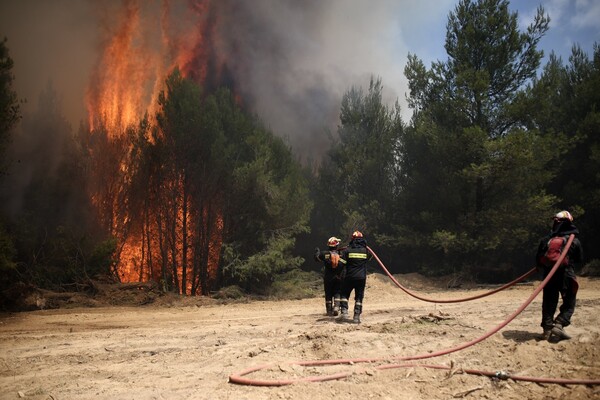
[181,172,188,296]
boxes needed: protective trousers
[324,277,341,316]
[541,266,578,329]
[340,278,366,320]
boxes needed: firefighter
[535,211,584,341]
[338,231,372,323]
[314,236,343,316]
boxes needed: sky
[0,0,598,158]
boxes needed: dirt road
[1,274,599,399]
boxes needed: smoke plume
[3,0,413,162]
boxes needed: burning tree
[82,1,311,295]
[86,70,310,295]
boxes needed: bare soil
[1,273,599,400]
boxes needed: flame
[86,0,225,134]
[86,0,228,294]
[87,1,151,135]
[207,212,224,289]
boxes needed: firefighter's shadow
[315,316,335,322]
[315,316,356,324]
[502,330,542,343]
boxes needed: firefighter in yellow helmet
[337,231,372,323]
[314,236,343,316]
[535,210,583,341]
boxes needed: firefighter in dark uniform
[535,210,584,341]
[314,236,343,316]
[338,231,372,323]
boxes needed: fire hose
[367,245,537,303]
[229,234,600,386]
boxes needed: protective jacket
[535,221,583,271]
[340,238,371,280]
[315,248,343,281]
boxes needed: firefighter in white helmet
[535,210,583,341]
[314,236,344,316]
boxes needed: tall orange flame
[86,0,226,294]
[87,1,150,135]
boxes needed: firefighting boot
[541,329,552,341]
[338,309,349,320]
[551,323,572,340]
[332,296,340,316]
[326,301,334,317]
[337,297,349,320]
[353,302,362,324]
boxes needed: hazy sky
[1,0,598,156]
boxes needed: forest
[1,0,599,308]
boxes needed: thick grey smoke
[0,0,97,133]
[214,0,412,161]
[1,83,74,218]
[1,0,419,163]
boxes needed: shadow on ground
[502,329,541,343]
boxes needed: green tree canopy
[408,0,549,137]
[313,77,403,247]
[526,43,600,260]
[121,69,312,294]
[396,0,555,276]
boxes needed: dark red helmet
[351,231,363,239]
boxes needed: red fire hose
[229,234,600,386]
[367,245,537,303]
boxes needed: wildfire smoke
[84,0,406,293]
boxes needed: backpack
[329,252,340,269]
[540,236,569,267]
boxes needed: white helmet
[327,237,341,247]
[554,211,573,222]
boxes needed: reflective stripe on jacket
[341,246,370,280]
